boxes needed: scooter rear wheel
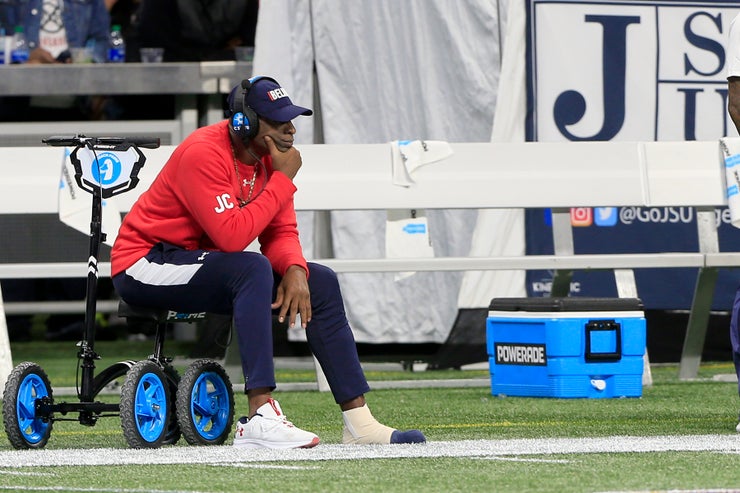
[120,360,170,448]
[176,359,234,445]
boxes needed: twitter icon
[594,207,618,226]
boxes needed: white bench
[0,140,730,380]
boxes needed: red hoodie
[111,121,307,277]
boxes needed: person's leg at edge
[300,262,426,444]
[730,285,740,431]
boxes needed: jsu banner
[525,0,740,309]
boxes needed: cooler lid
[488,297,644,312]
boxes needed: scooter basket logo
[91,152,122,187]
[71,144,145,198]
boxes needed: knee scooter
[2,136,234,449]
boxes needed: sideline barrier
[0,140,731,380]
[0,61,252,147]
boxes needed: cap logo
[267,87,289,102]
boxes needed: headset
[228,76,279,144]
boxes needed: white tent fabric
[251,0,315,144]
[457,0,527,309]
[254,0,512,343]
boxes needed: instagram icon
[570,208,592,227]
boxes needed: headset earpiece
[229,78,260,144]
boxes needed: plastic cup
[234,46,254,62]
[140,47,164,63]
[70,47,93,63]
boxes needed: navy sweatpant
[731,286,740,396]
[112,242,371,404]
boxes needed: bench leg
[0,284,13,400]
[679,267,718,380]
[614,268,652,387]
[550,209,574,297]
[313,355,330,392]
[680,209,721,380]
[222,327,243,384]
[550,270,573,297]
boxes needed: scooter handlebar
[43,135,160,149]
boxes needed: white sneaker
[233,398,320,450]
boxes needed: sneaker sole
[233,436,320,450]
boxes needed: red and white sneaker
[233,398,320,450]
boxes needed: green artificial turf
[1,340,740,492]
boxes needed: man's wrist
[286,264,307,276]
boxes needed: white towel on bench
[390,139,453,187]
[720,137,740,229]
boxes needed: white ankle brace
[342,404,395,444]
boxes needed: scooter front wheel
[2,362,53,449]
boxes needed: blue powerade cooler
[487,297,646,398]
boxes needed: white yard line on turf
[476,457,574,463]
[0,488,212,493]
[0,470,57,476]
[212,464,320,470]
[0,435,738,467]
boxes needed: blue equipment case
[487,297,646,398]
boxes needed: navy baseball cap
[228,76,313,122]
